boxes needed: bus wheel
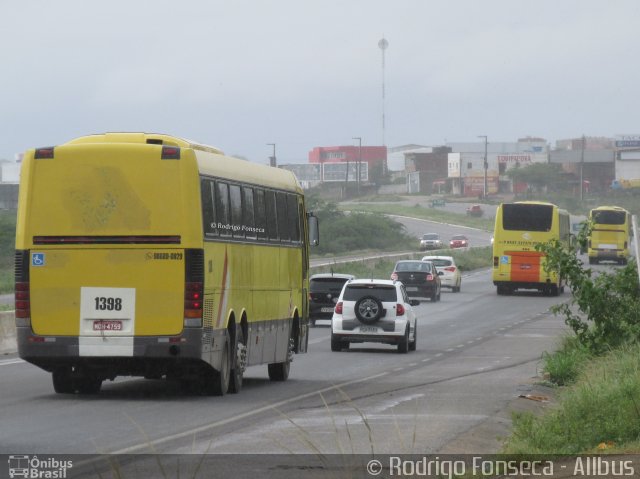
[268,337,293,381]
[229,326,247,394]
[268,361,290,381]
[207,340,230,396]
[52,369,73,394]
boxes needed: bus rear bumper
[16,327,226,378]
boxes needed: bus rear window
[592,210,626,225]
[502,204,553,232]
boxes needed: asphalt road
[0,268,568,460]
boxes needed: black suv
[309,273,355,326]
[391,260,441,302]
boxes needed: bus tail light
[34,147,55,159]
[493,256,499,267]
[161,146,181,160]
[184,249,204,327]
[396,303,405,316]
[15,251,31,327]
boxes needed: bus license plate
[520,264,531,270]
[360,326,379,333]
[320,307,334,313]
[93,320,123,331]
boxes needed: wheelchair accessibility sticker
[500,255,509,265]
[32,253,45,267]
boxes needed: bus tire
[52,369,73,394]
[208,340,231,396]
[229,326,246,394]
[268,361,290,381]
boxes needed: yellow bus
[15,133,319,395]
[587,206,631,265]
[492,201,570,296]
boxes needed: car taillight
[396,303,405,316]
[391,272,398,281]
[444,266,456,272]
[335,302,343,314]
[426,274,434,281]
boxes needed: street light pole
[267,143,276,167]
[580,135,585,201]
[353,137,362,195]
[478,135,488,199]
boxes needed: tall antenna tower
[378,37,388,146]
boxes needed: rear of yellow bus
[492,202,562,296]
[15,134,209,393]
[588,207,630,265]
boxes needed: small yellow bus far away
[587,206,631,265]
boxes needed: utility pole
[353,137,362,195]
[267,143,276,167]
[580,135,585,201]
[478,135,488,198]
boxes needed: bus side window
[254,188,267,241]
[287,194,301,243]
[216,182,231,237]
[265,190,278,242]
[201,179,218,237]
[276,192,290,243]
[243,186,256,240]
[229,184,244,239]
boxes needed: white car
[331,279,419,353]
[421,255,462,292]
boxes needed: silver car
[419,233,443,251]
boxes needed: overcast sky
[1,1,638,164]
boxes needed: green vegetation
[337,201,494,231]
[308,196,417,255]
[505,344,640,454]
[0,210,16,294]
[502,223,640,454]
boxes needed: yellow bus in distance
[15,133,319,396]
[492,201,570,296]
[587,206,631,265]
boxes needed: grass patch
[339,202,494,231]
[542,335,593,386]
[503,344,640,454]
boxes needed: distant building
[550,137,615,193]
[613,134,640,185]
[446,138,549,196]
[404,146,451,194]
[308,145,386,184]
[387,144,428,172]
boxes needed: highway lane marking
[0,358,24,366]
[110,371,390,455]
[421,358,431,362]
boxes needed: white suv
[331,279,419,353]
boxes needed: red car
[449,234,469,249]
